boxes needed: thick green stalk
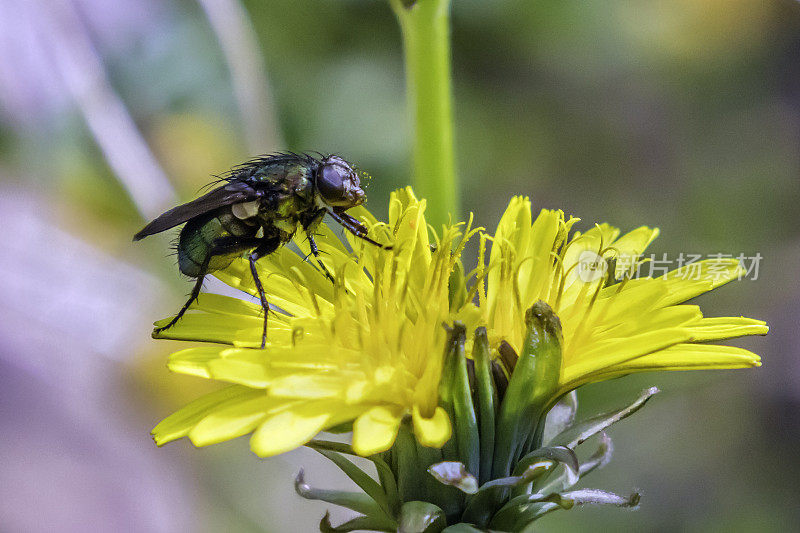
[390,0,459,228]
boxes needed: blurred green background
[0,0,798,531]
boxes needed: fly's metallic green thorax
[233,153,317,211]
[133,151,386,348]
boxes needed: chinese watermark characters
[576,252,762,283]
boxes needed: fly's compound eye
[318,164,347,198]
[318,162,364,207]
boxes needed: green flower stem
[390,0,459,228]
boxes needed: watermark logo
[577,251,608,282]
[574,251,763,283]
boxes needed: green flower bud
[492,301,563,479]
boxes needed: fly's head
[315,155,365,211]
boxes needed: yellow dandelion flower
[481,196,767,398]
[152,187,479,457]
[152,190,767,463]
[149,190,769,529]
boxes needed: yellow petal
[207,357,271,388]
[562,223,620,276]
[249,401,364,457]
[588,305,702,343]
[189,395,278,446]
[683,317,769,342]
[268,374,350,400]
[559,224,622,308]
[518,208,561,306]
[154,312,291,345]
[567,279,668,330]
[292,222,374,296]
[185,292,263,317]
[657,259,743,306]
[250,404,331,457]
[151,386,263,445]
[214,257,334,318]
[167,346,226,378]
[487,197,531,311]
[609,226,659,278]
[494,197,531,255]
[412,405,452,448]
[352,405,404,455]
[591,343,762,378]
[562,327,692,385]
[392,200,429,277]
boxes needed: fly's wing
[133,181,258,240]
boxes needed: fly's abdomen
[177,211,258,277]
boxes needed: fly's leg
[249,238,281,348]
[327,210,392,249]
[307,233,335,283]
[154,265,208,336]
[301,208,335,284]
[248,255,268,348]
[155,236,265,337]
